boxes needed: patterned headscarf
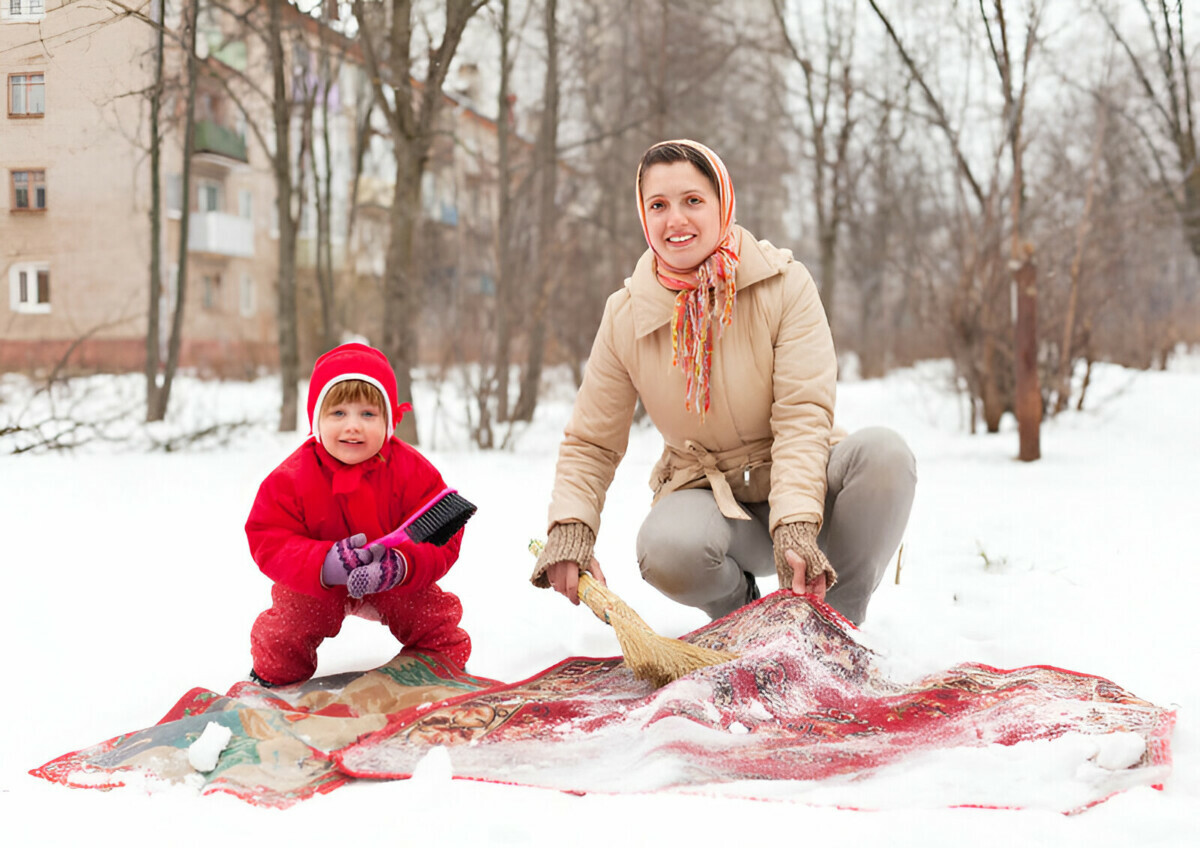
[636,139,740,421]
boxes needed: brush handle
[371,527,413,549]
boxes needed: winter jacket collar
[313,436,392,496]
[628,226,791,339]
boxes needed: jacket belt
[682,440,754,521]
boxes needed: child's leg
[368,585,471,668]
[250,583,346,686]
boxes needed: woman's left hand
[785,549,827,601]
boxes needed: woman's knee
[637,496,728,593]
[840,426,917,491]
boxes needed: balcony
[194,120,248,163]
[189,212,254,257]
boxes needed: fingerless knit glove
[772,521,838,590]
[530,522,596,588]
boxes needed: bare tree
[1053,99,1107,413]
[266,0,306,431]
[147,0,200,422]
[512,0,560,422]
[772,0,859,336]
[981,0,1043,461]
[1096,0,1200,265]
[868,0,1044,458]
[145,0,167,420]
[352,0,489,445]
[312,5,343,355]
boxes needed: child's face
[319,399,387,465]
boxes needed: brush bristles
[578,573,738,688]
[406,492,477,546]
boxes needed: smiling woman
[530,139,917,631]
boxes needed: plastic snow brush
[371,488,477,548]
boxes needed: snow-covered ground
[1,355,1197,846]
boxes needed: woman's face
[640,160,722,272]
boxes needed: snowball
[188,721,233,773]
[1092,732,1146,771]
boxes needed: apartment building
[2,0,508,377]
[0,0,285,375]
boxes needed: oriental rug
[32,593,1174,811]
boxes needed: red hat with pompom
[307,343,408,441]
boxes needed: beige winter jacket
[538,226,839,572]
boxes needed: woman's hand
[785,549,827,601]
[547,557,607,605]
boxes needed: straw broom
[529,540,737,688]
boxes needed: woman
[531,139,915,625]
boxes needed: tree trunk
[149,0,199,422]
[270,0,300,432]
[1014,254,1041,460]
[513,0,559,423]
[818,225,837,331]
[145,0,165,421]
[382,158,422,444]
[1055,105,1106,414]
[314,32,338,354]
[492,0,514,424]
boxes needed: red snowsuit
[246,437,470,685]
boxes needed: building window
[239,273,256,316]
[9,262,50,313]
[199,180,221,213]
[10,169,45,210]
[8,73,44,116]
[3,0,45,21]
[202,273,220,310]
[238,188,252,220]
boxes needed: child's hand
[347,548,407,598]
[322,534,376,588]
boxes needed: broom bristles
[529,538,737,687]
[576,573,738,688]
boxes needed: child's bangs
[324,379,385,411]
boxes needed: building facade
[2,0,511,377]
[1,0,283,375]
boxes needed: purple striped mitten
[347,547,407,598]
[322,533,374,588]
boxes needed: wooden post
[1014,246,1041,461]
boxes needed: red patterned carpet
[33,593,1173,811]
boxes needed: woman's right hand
[547,557,607,605]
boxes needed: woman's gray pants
[636,427,916,624]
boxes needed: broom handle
[528,539,633,627]
[577,571,614,625]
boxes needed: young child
[245,342,470,687]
